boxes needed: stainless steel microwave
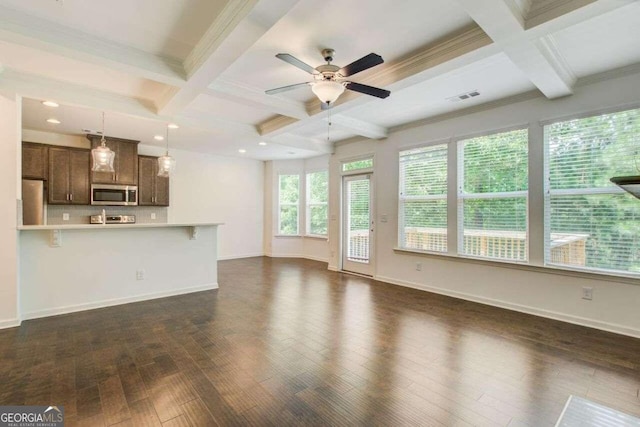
[91,184,138,206]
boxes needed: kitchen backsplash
[46,205,168,225]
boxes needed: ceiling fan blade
[345,82,390,99]
[265,82,311,95]
[276,53,318,74]
[338,53,384,77]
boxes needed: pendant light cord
[326,104,332,143]
[165,125,170,156]
[100,112,107,147]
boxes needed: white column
[0,93,21,328]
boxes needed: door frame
[341,171,375,276]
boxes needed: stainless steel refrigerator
[22,179,44,225]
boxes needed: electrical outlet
[381,214,388,223]
[151,213,156,220]
[62,213,69,221]
[136,269,145,280]
[416,262,422,271]
[582,287,593,300]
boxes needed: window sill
[275,234,302,238]
[393,247,640,286]
[304,234,328,240]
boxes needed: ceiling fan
[265,48,390,108]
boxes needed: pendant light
[157,124,176,177]
[91,112,115,172]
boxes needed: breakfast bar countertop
[18,222,223,231]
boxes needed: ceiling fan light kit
[312,80,345,104]
[266,48,390,107]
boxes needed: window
[399,144,448,252]
[278,174,300,235]
[342,158,373,172]
[458,129,528,261]
[306,171,328,235]
[545,108,640,274]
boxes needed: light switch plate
[151,213,156,220]
[62,213,70,221]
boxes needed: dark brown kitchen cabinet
[138,155,170,206]
[48,147,90,205]
[22,142,48,180]
[87,135,139,185]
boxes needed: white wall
[264,155,330,262]
[20,226,218,319]
[160,147,264,260]
[330,70,640,338]
[0,94,20,328]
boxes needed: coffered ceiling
[1,0,639,159]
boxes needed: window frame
[305,169,329,237]
[456,127,530,263]
[543,107,640,277]
[398,141,449,254]
[277,173,301,236]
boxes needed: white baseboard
[375,275,640,339]
[266,253,329,263]
[0,318,21,330]
[21,283,219,321]
[218,252,264,261]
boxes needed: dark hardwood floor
[1,257,639,426]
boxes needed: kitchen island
[18,222,222,320]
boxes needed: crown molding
[183,0,259,77]
[257,114,298,135]
[526,0,595,28]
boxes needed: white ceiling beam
[0,6,186,87]
[326,115,388,140]
[455,0,575,99]
[156,0,301,116]
[263,133,333,154]
[205,78,309,120]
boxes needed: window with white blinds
[306,170,328,236]
[458,129,529,261]
[545,108,640,275]
[278,174,300,235]
[399,144,448,252]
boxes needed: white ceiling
[1,0,639,160]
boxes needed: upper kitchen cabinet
[138,155,170,206]
[87,135,139,185]
[48,147,90,205]
[22,142,48,180]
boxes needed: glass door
[342,174,374,276]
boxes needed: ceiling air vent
[447,90,480,102]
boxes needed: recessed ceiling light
[258,142,267,146]
[154,135,164,141]
[42,101,59,108]
[238,149,247,154]
[46,118,61,124]
[167,123,179,129]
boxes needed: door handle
[70,193,73,201]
